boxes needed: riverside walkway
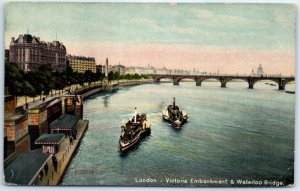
[17,79,152,108]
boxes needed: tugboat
[162,97,188,129]
[119,108,151,152]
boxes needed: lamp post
[68,81,71,94]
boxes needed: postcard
[3,2,296,187]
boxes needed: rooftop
[50,114,79,130]
[4,150,51,185]
[12,34,66,50]
[4,114,25,121]
[35,133,65,145]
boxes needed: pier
[35,119,88,185]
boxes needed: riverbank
[78,79,152,100]
[22,79,151,185]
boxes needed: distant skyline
[5,3,296,75]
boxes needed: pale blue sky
[5,3,296,49]
[4,3,296,75]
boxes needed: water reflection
[102,88,119,107]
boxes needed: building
[64,95,83,119]
[27,98,63,150]
[5,49,9,62]
[4,150,52,185]
[96,64,103,73]
[112,63,126,75]
[154,67,171,75]
[66,55,96,73]
[34,134,65,154]
[4,96,30,160]
[125,66,155,75]
[50,114,80,138]
[257,64,264,77]
[9,33,66,72]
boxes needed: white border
[0,1,298,191]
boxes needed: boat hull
[163,117,187,129]
[119,130,142,152]
[119,122,151,153]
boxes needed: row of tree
[5,61,148,100]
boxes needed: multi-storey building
[66,55,96,73]
[9,34,66,72]
[96,64,103,74]
[112,64,126,75]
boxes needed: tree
[108,71,114,81]
[38,65,53,96]
[53,72,67,93]
[25,71,44,100]
[96,70,105,81]
[84,70,94,85]
[22,81,37,103]
[5,61,23,95]
[5,61,37,103]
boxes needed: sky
[4,2,296,75]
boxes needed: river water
[62,82,295,187]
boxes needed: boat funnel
[134,107,137,123]
[173,97,176,108]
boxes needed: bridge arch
[224,78,249,88]
[253,79,279,85]
[173,77,196,85]
[196,77,222,87]
[252,79,279,89]
[153,76,173,83]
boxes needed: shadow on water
[101,88,119,107]
[158,101,167,110]
[119,135,151,158]
[85,87,119,99]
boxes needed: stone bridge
[150,74,295,90]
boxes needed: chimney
[134,107,137,123]
[173,97,176,108]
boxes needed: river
[62,82,295,187]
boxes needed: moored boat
[162,97,188,129]
[119,108,151,152]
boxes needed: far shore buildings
[66,54,96,73]
[250,64,265,77]
[98,60,126,76]
[9,33,66,72]
[111,63,126,75]
[257,64,264,76]
[124,65,201,75]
